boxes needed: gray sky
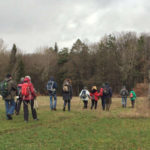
[0,0,150,53]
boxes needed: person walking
[62,79,72,111]
[22,76,38,122]
[120,86,128,108]
[90,86,100,110]
[79,86,90,109]
[0,74,17,120]
[103,83,112,111]
[47,77,57,111]
[129,89,136,108]
[100,84,105,110]
[15,77,24,115]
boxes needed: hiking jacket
[5,78,17,100]
[90,90,100,101]
[130,91,136,101]
[47,77,57,95]
[120,88,128,98]
[103,85,112,98]
[22,78,36,101]
[79,89,90,101]
[62,85,72,101]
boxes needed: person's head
[84,86,87,90]
[6,73,12,79]
[123,85,126,89]
[92,86,97,90]
[25,75,31,81]
[102,83,105,88]
[20,77,24,83]
[24,77,30,83]
[50,76,54,81]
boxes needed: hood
[24,77,30,82]
[50,76,54,81]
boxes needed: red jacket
[22,77,36,100]
[90,91,100,101]
[99,88,103,97]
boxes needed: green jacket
[5,78,17,100]
[130,91,136,101]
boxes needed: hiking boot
[63,107,65,111]
[15,112,19,115]
[34,118,39,121]
[53,108,57,111]
[24,120,28,123]
[7,114,12,120]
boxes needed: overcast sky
[0,0,150,53]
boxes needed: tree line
[0,32,150,95]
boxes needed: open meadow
[0,96,150,150]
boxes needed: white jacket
[79,89,90,101]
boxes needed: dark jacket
[103,85,112,98]
[120,88,128,98]
[62,85,72,100]
[5,78,17,100]
[47,77,57,95]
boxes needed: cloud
[0,0,150,53]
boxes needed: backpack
[122,90,126,97]
[103,87,109,95]
[0,80,9,98]
[130,93,133,98]
[21,83,30,96]
[100,88,103,97]
[63,84,69,92]
[81,90,87,99]
[47,81,55,92]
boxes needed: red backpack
[21,83,30,96]
[130,93,133,98]
[100,88,103,96]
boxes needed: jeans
[5,99,16,118]
[50,94,57,110]
[122,97,127,107]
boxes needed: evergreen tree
[16,58,25,82]
[54,42,58,53]
[8,44,17,74]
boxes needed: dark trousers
[23,100,37,121]
[63,99,71,111]
[91,100,98,109]
[101,97,106,110]
[131,100,135,108]
[83,100,88,109]
[105,97,111,111]
[15,98,22,114]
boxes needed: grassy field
[0,96,150,150]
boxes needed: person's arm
[126,90,129,96]
[134,92,136,98]
[109,88,112,97]
[79,90,82,97]
[70,85,73,99]
[30,83,36,97]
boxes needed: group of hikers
[0,74,136,122]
